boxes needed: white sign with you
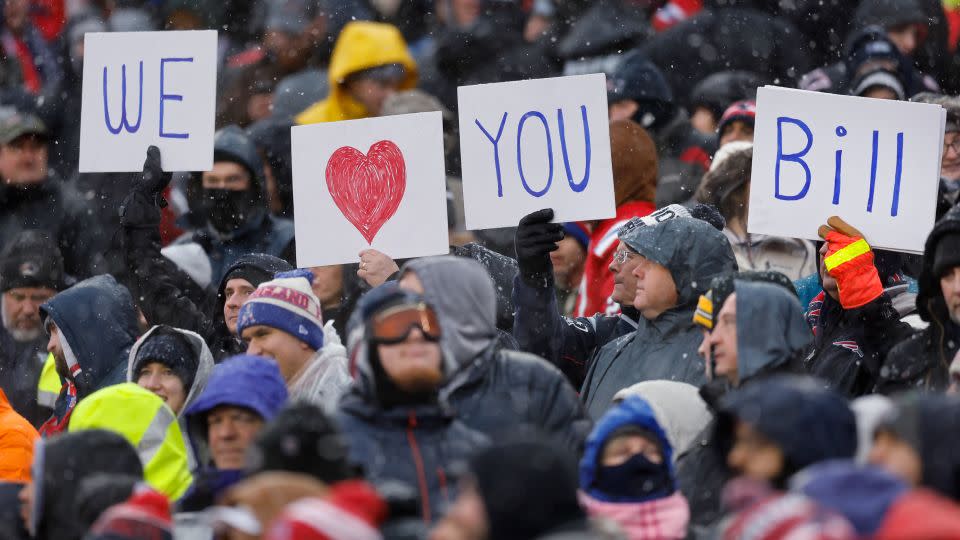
[458,73,616,230]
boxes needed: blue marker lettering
[102,61,144,134]
[775,117,813,200]
[832,125,847,205]
[159,57,194,139]
[516,111,553,198]
[891,132,904,217]
[557,105,591,193]
[476,113,508,197]
[866,130,879,213]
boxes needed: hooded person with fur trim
[337,283,488,525]
[579,395,690,540]
[696,144,817,281]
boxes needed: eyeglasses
[612,248,636,265]
[945,138,960,155]
[371,303,442,344]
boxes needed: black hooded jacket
[176,125,295,282]
[880,205,960,392]
[32,430,143,540]
[38,275,137,424]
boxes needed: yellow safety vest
[36,353,60,410]
[69,383,193,500]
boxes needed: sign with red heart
[291,112,449,267]
[325,140,406,244]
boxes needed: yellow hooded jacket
[296,21,417,124]
[69,383,193,500]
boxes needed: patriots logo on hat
[832,340,864,358]
[19,261,39,277]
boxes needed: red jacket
[574,201,656,318]
[875,490,960,540]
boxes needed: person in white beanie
[236,269,351,412]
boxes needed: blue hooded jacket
[39,275,138,423]
[183,355,288,469]
[792,460,908,537]
[714,375,857,482]
[580,395,675,502]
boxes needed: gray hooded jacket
[127,325,215,470]
[734,280,812,382]
[403,257,592,452]
[581,217,737,420]
[676,279,810,537]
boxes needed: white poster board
[458,73,616,230]
[748,86,945,253]
[291,112,449,267]
[79,30,217,172]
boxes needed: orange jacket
[0,388,39,482]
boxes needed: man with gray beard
[0,230,64,425]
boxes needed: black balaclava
[593,426,674,502]
[202,187,261,234]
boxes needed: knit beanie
[717,100,756,142]
[132,328,198,392]
[265,480,388,540]
[933,233,960,278]
[86,484,173,540]
[237,269,324,350]
[1,230,66,292]
[562,223,590,250]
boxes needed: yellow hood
[296,21,417,124]
[69,383,193,501]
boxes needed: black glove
[515,208,564,287]
[137,145,172,208]
[120,146,172,227]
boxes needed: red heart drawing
[325,140,406,244]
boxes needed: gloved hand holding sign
[818,216,884,309]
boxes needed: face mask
[594,453,674,502]
[202,189,258,234]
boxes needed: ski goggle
[371,303,442,344]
